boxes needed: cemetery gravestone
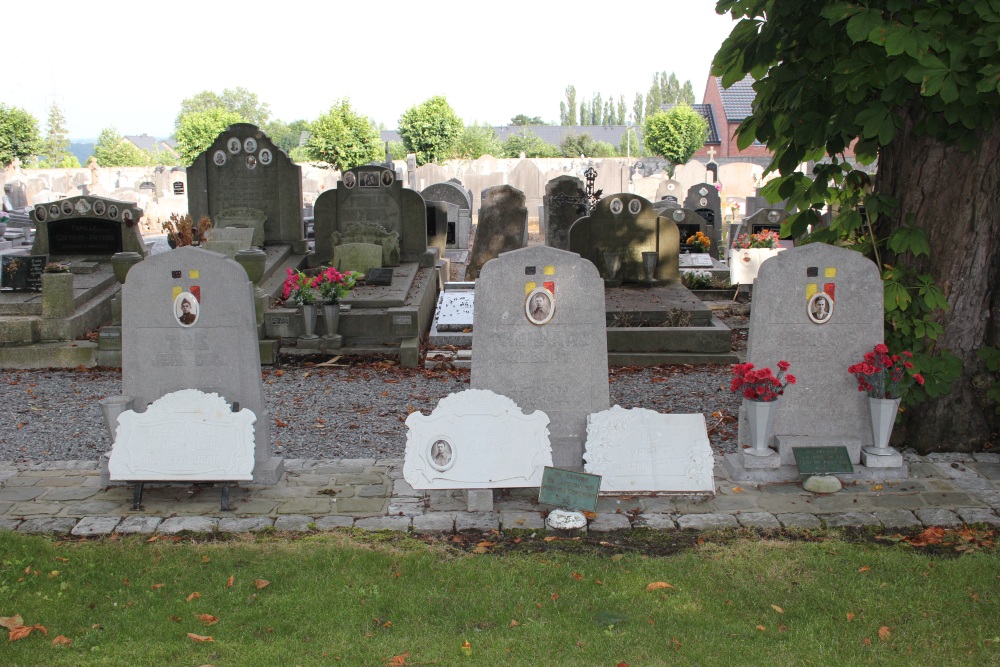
[119,246,282,483]
[746,208,787,237]
[30,196,145,257]
[313,165,430,267]
[466,185,528,280]
[655,179,683,204]
[542,175,588,251]
[734,243,885,471]
[421,181,473,250]
[471,245,609,470]
[684,183,723,259]
[568,193,680,284]
[186,123,303,247]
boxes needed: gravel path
[0,361,742,464]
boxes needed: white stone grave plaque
[403,389,552,489]
[730,247,785,285]
[109,389,255,481]
[583,406,714,493]
[679,253,714,268]
[435,290,475,332]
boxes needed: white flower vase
[744,399,778,456]
[866,397,901,455]
[300,304,318,339]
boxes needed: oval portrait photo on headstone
[428,438,455,471]
[609,198,624,215]
[244,137,258,154]
[213,150,227,166]
[174,291,200,327]
[34,205,47,222]
[259,149,272,166]
[807,292,834,324]
[343,172,356,188]
[227,137,241,154]
[525,287,555,326]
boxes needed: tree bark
[875,100,1000,452]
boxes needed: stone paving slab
[72,516,122,536]
[355,516,411,531]
[823,512,880,527]
[677,513,740,530]
[158,517,219,534]
[315,515,355,530]
[413,513,456,534]
[635,514,675,530]
[116,516,163,534]
[914,508,962,527]
[219,517,275,533]
[588,513,632,532]
[956,507,1000,526]
[872,510,922,529]
[499,511,545,531]
[0,518,22,531]
[736,512,781,529]
[776,513,822,529]
[273,515,315,531]
[18,517,78,534]
[456,512,500,532]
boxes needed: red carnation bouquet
[730,361,796,402]
[848,344,924,399]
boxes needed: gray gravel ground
[0,361,742,464]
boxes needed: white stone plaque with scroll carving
[109,390,255,481]
[404,389,552,489]
[584,405,714,493]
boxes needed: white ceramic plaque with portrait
[403,389,552,489]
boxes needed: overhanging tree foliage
[302,99,381,171]
[174,87,271,131]
[175,108,242,165]
[714,0,1000,451]
[398,96,463,166]
[0,104,41,167]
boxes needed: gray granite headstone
[542,175,588,251]
[684,183,723,258]
[121,246,282,483]
[471,245,609,470]
[666,208,711,254]
[334,242,383,274]
[655,179,683,203]
[568,193,680,284]
[466,185,528,281]
[741,243,883,463]
[186,123,303,246]
[30,195,144,257]
[314,165,429,267]
[421,181,472,250]
[745,208,787,237]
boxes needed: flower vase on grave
[866,397,901,455]
[602,251,622,288]
[641,251,658,283]
[300,303,318,339]
[744,398,778,456]
[322,302,340,337]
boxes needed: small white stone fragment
[803,475,843,494]
[546,509,587,530]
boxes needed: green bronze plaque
[793,446,854,475]
[538,467,601,512]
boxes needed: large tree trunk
[875,101,1000,452]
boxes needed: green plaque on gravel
[793,446,854,475]
[538,467,601,512]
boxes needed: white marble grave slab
[584,405,714,493]
[730,247,785,285]
[435,290,475,332]
[403,389,551,489]
[109,389,255,481]
[679,253,714,268]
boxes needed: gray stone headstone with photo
[471,245,609,470]
[466,185,528,280]
[186,123,303,246]
[739,243,883,466]
[30,195,145,257]
[568,193,680,284]
[655,179,683,203]
[542,175,588,251]
[745,208,787,236]
[120,246,282,484]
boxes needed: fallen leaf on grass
[186,592,201,603]
[254,579,270,589]
[756,625,766,631]
[846,613,855,622]
[878,626,891,641]
[646,582,675,591]
[151,584,166,590]
[572,572,583,581]
[778,624,789,633]
[9,624,47,642]
[386,653,409,666]
[509,619,520,628]
[197,614,219,626]
[187,633,213,642]
[460,640,472,656]
[858,566,870,573]
[862,638,872,646]
[54,557,69,563]
[51,635,71,646]
[0,615,24,630]
[226,576,234,588]
[771,605,784,613]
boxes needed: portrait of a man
[343,172,357,188]
[525,287,555,325]
[174,292,200,327]
[807,292,833,324]
[429,439,453,469]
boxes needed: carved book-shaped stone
[584,406,714,493]
[109,389,255,481]
[403,389,552,489]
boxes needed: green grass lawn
[0,529,996,666]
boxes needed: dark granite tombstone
[568,193,680,284]
[684,183,723,259]
[186,123,303,247]
[30,195,145,257]
[542,175,588,251]
[466,185,528,281]
[746,208,787,237]
[313,165,430,268]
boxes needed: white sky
[4,1,738,140]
